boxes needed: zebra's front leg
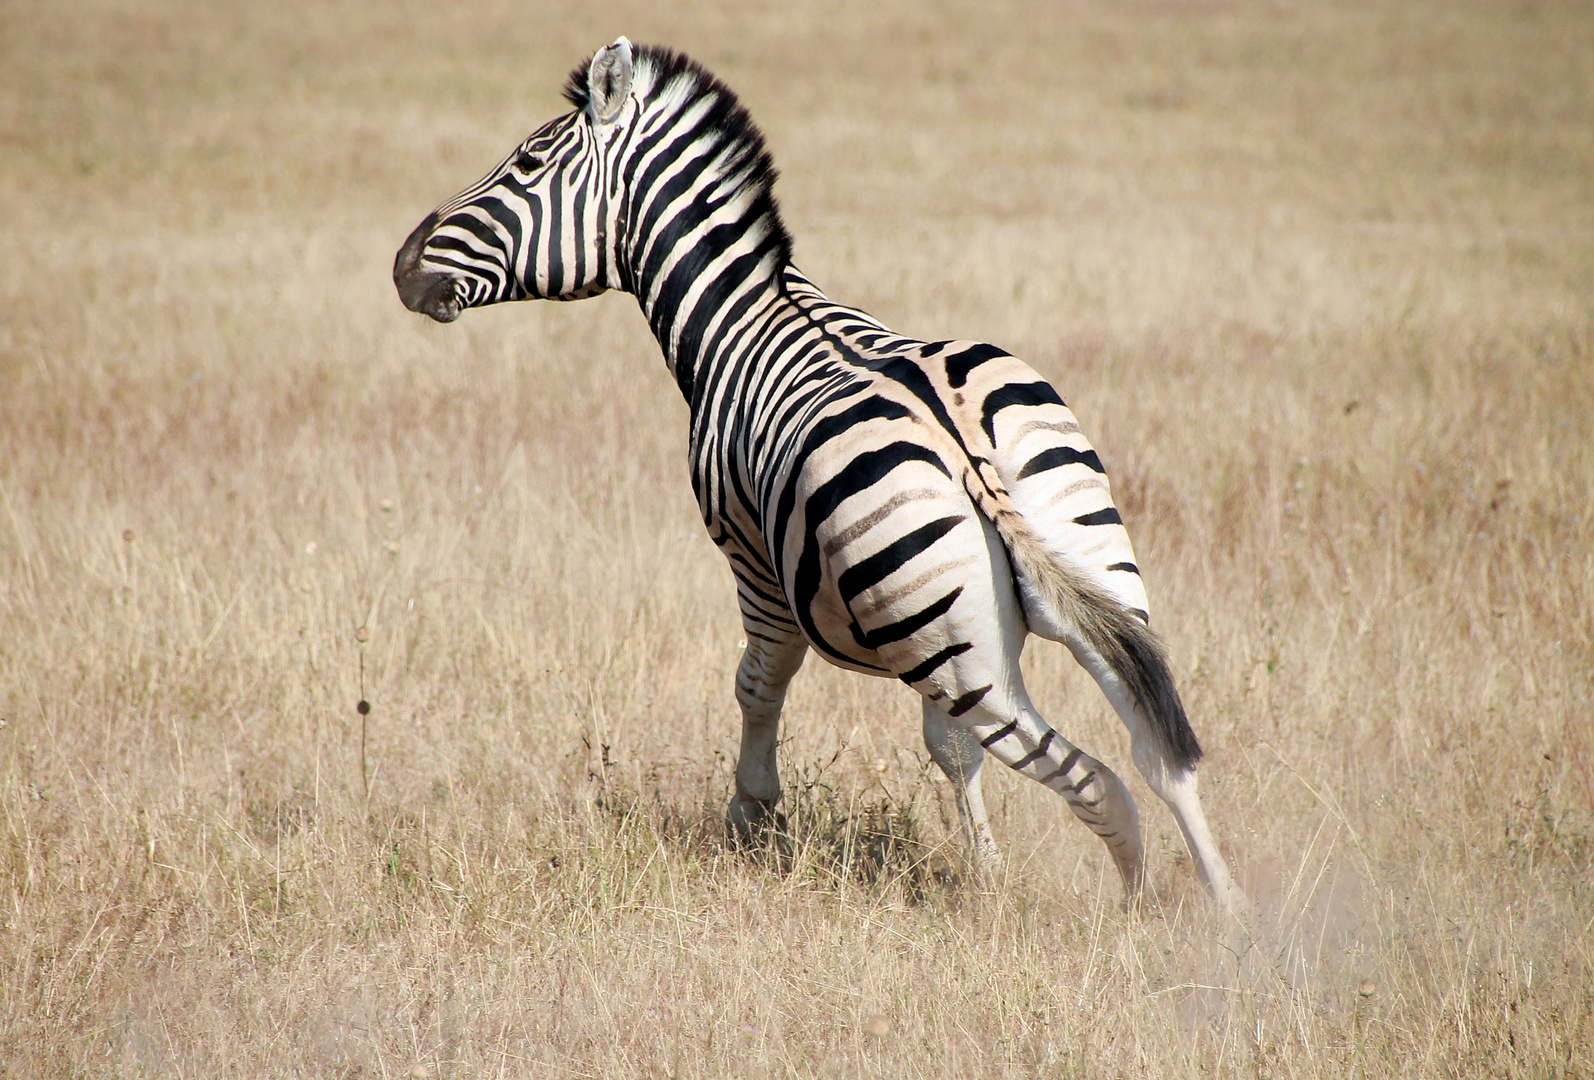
[922,699,1003,878]
[727,628,808,846]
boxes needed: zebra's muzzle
[394,214,464,323]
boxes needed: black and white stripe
[395,38,1241,909]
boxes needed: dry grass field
[3,0,1592,1075]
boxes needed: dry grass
[3,1,1592,1076]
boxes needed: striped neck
[625,205,791,403]
[590,47,792,401]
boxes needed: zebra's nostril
[394,213,439,277]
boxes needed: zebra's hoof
[727,796,789,852]
[969,838,1004,883]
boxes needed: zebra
[394,37,1243,909]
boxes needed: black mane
[564,44,792,263]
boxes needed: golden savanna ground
[3,1,1591,1075]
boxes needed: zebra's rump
[928,343,1150,624]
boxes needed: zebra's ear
[587,37,634,125]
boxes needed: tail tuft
[995,510,1203,770]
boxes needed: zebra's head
[395,37,640,321]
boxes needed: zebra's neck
[624,203,791,403]
[605,51,793,401]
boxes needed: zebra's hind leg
[726,627,808,847]
[957,699,1148,904]
[1065,638,1245,911]
[922,699,1002,877]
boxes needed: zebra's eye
[513,150,541,174]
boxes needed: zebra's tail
[988,503,1203,771]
